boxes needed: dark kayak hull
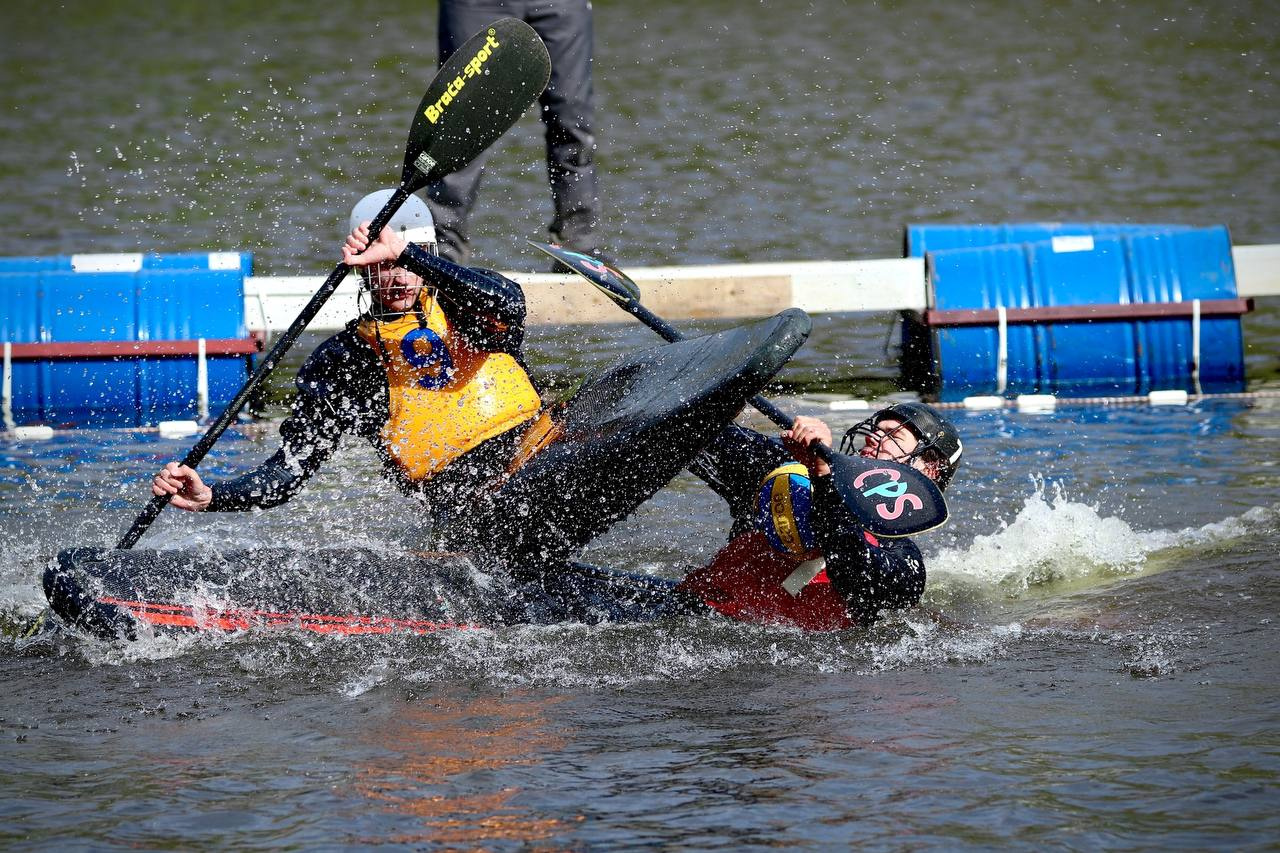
[47,312,810,639]
[42,548,705,639]
[448,309,812,563]
[44,547,476,638]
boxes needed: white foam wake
[926,477,1276,601]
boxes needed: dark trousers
[429,0,601,263]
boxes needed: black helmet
[840,401,963,490]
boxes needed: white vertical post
[1191,299,1202,396]
[996,306,1009,395]
[196,337,209,421]
[2,343,14,431]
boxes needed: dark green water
[2,2,1279,849]
[2,0,1276,272]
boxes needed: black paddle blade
[529,241,642,304]
[403,18,551,190]
[824,451,949,538]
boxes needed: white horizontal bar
[12,425,54,440]
[962,395,1006,410]
[208,252,242,271]
[828,399,872,411]
[157,420,201,438]
[1148,389,1190,406]
[1233,244,1280,297]
[1016,394,1058,412]
[71,253,142,273]
[239,245,1277,333]
[243,274,364,333]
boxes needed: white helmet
[348,189,436,246]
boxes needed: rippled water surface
[2,0,1277,270]
[4,1,1280,849]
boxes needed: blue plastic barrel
[905,222,1192,258]
[1,252,253,427]
[0,251,252,276]
[903,226,1246,399]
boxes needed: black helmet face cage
[840,414,942,469]
[841,404,962,490]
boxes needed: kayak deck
[46,312,812,639]
[452,309,812,563]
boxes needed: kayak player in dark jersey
[151,189,542,525]
[676,402,963,628]
[527,402,963,629]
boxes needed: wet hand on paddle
[341,222,408,268]
[781,415,833,477]
[152,462,212,512]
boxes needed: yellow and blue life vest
[356,294,541,482]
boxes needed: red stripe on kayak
[98,596,481,635]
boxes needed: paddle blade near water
[824,451,949,537]
[402,17,552,190]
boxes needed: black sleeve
[811,473,927,624]
[207,329,385,511]
[397,243,527,354]
[687,425,793,531]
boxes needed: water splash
[926,477,1277,605]
[869,619,1025,673]
[6,480,1273,688]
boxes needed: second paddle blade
[529,241,642,304]
[824,451,949,538]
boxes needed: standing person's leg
[426,0,515,264]
[528,0,601,254]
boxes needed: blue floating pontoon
[1,252,258,428]
[900,224,1250,400]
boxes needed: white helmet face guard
[349,189,439,319]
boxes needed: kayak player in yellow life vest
[151,189,542,519]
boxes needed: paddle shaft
[116,188,412,549]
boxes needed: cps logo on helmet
[853,467,924,520]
